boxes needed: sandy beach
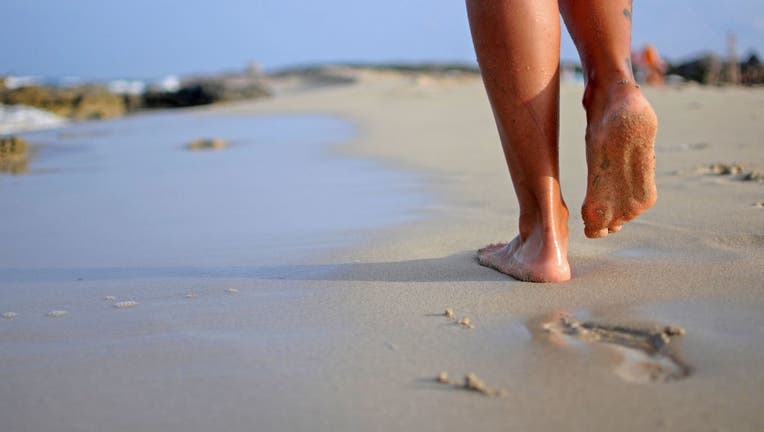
[2,69,763,431]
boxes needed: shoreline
[213,70,764,428]
[1,69,763,431]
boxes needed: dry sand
[2,70,763,431]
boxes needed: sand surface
[2,70,763,431]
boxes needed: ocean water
[0,111,427,280]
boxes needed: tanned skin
[467,0,657,282]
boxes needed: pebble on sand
[458,317,475,329]
[225,288,240,294]
[113,301,139,309]
[464,373,504,397]
[435,371,504,397]
[707,163,743,175]
[663,325,686,336]
[104,296,117,301]
[47,310,69,318]
[188,138,227,151]
[444,308,454,318]
[2,312,18,319]
[436,371,450,384]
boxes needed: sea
[0,111,428,282]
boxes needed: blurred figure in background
[639,44,667,86]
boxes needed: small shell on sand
[2,312,18,319]
[113,301,139,309]
[225,288,240,294]
[47,310,69,318]
[444,308,454,318]
[104,296,117,301]
[458,317,475,329]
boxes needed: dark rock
[0,85,126,119]
[668,51,764,85]
[143,82,224,108]
[142,75,271,109]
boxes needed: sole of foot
[582,88,658,238]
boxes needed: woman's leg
[466,0,571,282]
[560,0,658,238]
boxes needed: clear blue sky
[1,0,762,80]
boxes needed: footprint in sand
[537,313,692,383]
[707,233,764,250]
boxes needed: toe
[478,242,506,254]
[585,226,609,238]
[582,203,612,239]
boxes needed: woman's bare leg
[467,0,571,282]
[560,0,658,238]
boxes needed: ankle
[582,73,640,112]
[518,202,569,242]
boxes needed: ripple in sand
[46,310,69,318]
[2,312,18,319]
[708,234,764,249]
[658,142,709,153]
[113,300,139,309]
[539,314,691,383]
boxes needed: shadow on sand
[0,251,520,284]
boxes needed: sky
[1,0,763,80]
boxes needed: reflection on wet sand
[0,135,29,174]
[529,310,692,383]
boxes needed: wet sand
[2,70,764,431]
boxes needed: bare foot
[581,83,658,238]
[477,216,571,282]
